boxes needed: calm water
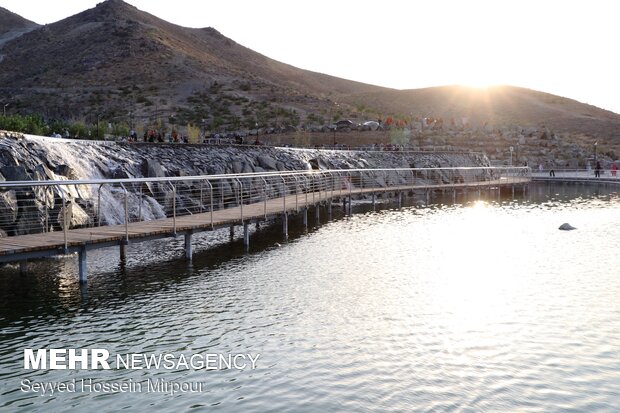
[1,183,620,412]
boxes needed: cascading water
[0,132,490,236]
[25,135,167,225]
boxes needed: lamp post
[509,146,514,166]
[594,141,598,164]
[3,103,9,116]
[332,102,339,147]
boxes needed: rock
[0,190,18,225]
[141,159,166,178]
[0,148,20,168]
[58,201,91,229]
[34,163,58,181]
[111,167,131,180]
[0,166,32,181]
[241,162,254,173]
[13,203,46,235]
[257,155,277,170]
[559,223,576,231]
[232,161,244,174]
[55,164,79,180]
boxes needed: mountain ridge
[0,0,619,144]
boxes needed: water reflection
[1,182,620,412]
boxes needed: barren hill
[0,6,38,35]
[348,86,620,139]
[0,6,39,47]
[0,0,383,125]
[0,0,619,145]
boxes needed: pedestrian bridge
[0,167,530,282]
[532,169,620,184]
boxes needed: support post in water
[453,189,456,203]
[229,225,235,242]
[303,207,308,228]
[120,242,126,261]
[282,212,288,239]
[78,246,87,284]
[243,223,249,250]
[315,204,320,224]
[185,232,193,260]
[19,260,27,274]
[398,192,403,208]
[328,201,332,220]
[372,192,376,211]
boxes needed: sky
[1,0,620,113]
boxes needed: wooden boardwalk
[532,171,620,185]
[0,176,529,281]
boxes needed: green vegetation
[0,114,47,135]
[176,88,301,131]
[0,113,120,139]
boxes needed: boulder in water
[559,223,576,231]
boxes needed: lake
[1,182,619,412]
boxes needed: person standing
[595,161,602,178]
[611,161,618,177]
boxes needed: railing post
[206,180,214,229]
[44,185,49,232]
[170,181,177,235]
[348,171,352,215]
[261,177,268,219]
[199,181,204,213]
[293,175,299,212]
[120,183,129,243]
[97,183,103,226]
[138,184,143,222]
[359,170,363,195]
[58,185,68,251]
[304,174,309,208]
[236,178,244,223]
[281,176,286,213]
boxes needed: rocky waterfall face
[0,132,490,236]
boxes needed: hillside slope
[0,0,618,144]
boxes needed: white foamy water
[1,183,619,412]
[24,135,165,224]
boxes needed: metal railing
[0,167,529,242]
[532,169,620,179]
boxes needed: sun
[459,80,493,89]
[457,75,498,89]
[455,67,503,89]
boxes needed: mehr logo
[23,349,261,371]
[24,349,111,370]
